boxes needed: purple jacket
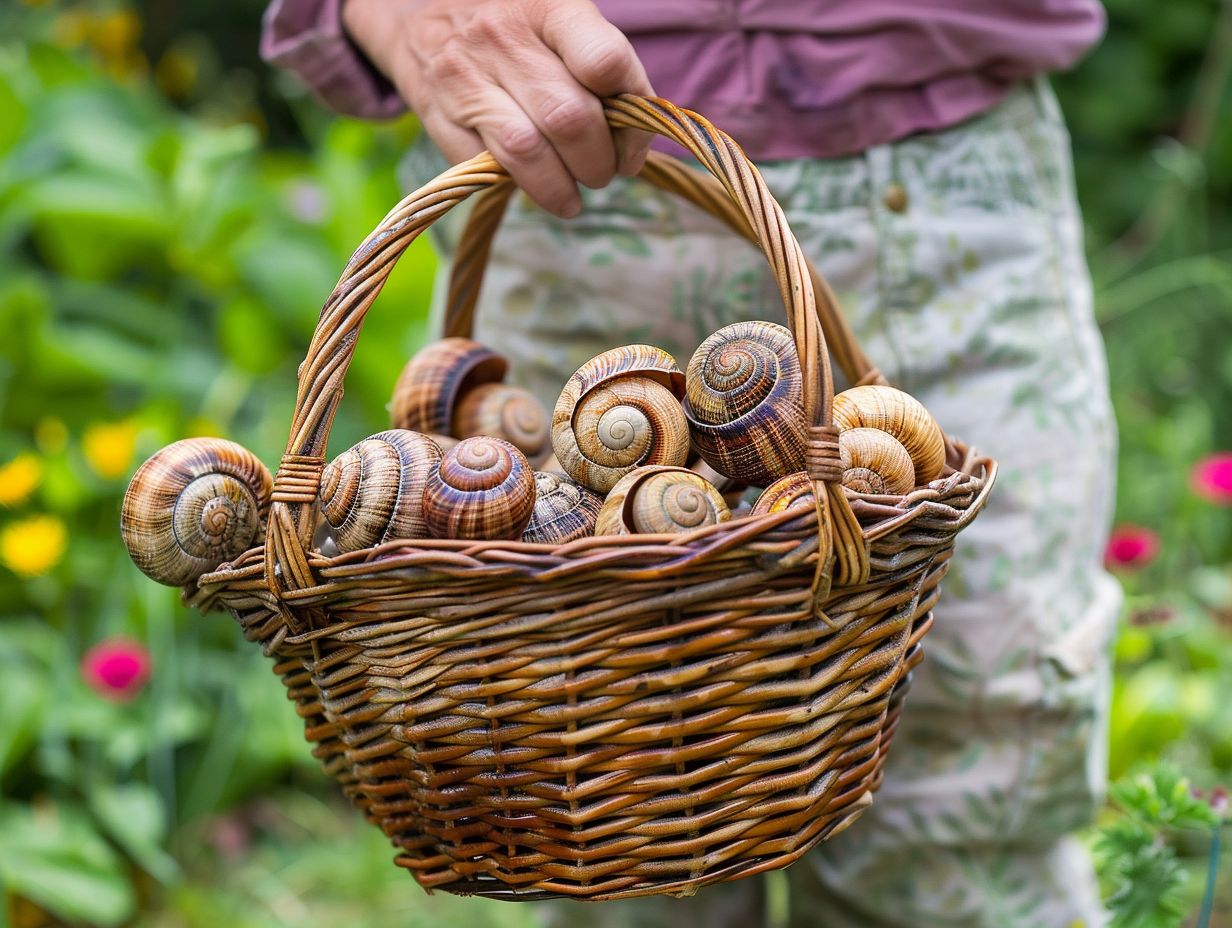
[261,0,1104,160]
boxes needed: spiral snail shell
[389,338,507,435]
[422,437,536,540]
[451,382,551,464]
[831,385,945,485]
[521,472,603,544]
[839,428,915,496]
[121,438,272,587]
[751,471,814,516]
[595,465,731,536]
[551,345,690,494]
[318,429,442,554]
[684,321,807,486]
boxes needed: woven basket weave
[189,95,996,901]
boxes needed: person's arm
[261,0,407,120]
[337,0,653,218]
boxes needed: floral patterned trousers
[407,78,1122,928]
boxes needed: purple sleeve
[261,0,408,120]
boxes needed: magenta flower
[1104,524,1160,571]
[81,638,151,702]
[1192,452,1232,505]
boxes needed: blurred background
[0,0,1229,925]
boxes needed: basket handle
[443,150,888,391]
[264,95,869,610]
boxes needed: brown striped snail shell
[684,321,807,486]
[552,345,690,494]
[521,472,603,544]
[831,385,945,485]
[389,337,507,434]
[319,429,442,554]
[595,465,731,536]
[451,382,551,464]
[752,471,814,516]
[839,428,915,495]
[422,437,536,540]
[121,438,272,587]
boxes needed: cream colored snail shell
[595,465,731,536]
[839,428,915,496]
[451,382,551,464]
[521,472,603,544]
[752,471,814,516]
[121,438,272,587]
[831,385,945,485]
[319,429,442,553]
[422,437,536,540]
[389,337,508,434]
[684,321,807,487]
[552,345,690,494]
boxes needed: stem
[1196,823,1222,928]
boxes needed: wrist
[341,0,401,82]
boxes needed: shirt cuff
[261,0,408,120]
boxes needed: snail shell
[319,429,442,553]
[121,438,272,587]
[521,472,603,544]
[551,345,690,494]
[684,321,807,486]
[831,385,945,485]
[839,428,915,495]
[752,471,814,516]
[389,338,508,434]
[422,437,536,540]
[595,465,731,536]
[451,382,551,464]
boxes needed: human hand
[342,0,654,218]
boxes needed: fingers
[541,4,656,179]
[394,0,656,215]
[430,78,583,217]
[494,57,616,189]
[614,127,653,177]
[541,2,654,98]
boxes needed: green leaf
[89,783,181,884]
[0,801,134,927]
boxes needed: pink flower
[1104,524,1160,571]
[1212,786,1229,817]
[81,638,150,702]
[1192,452,1232,504]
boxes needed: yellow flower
[84,420,138,480]
[1,515,68,577]
[0,454,42,508]
[186,417,222,438]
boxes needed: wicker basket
[187,96,996,901]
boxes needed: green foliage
[1093,767,1223,928]
[0,7,437,925]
